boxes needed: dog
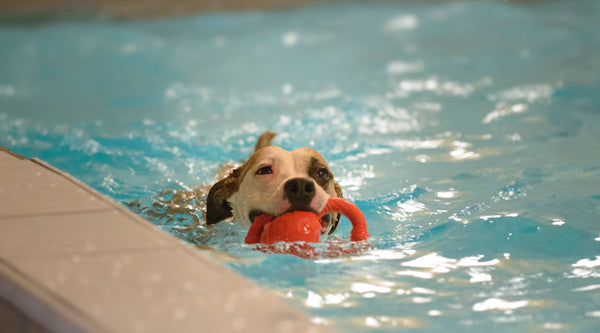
[206,132,343,236]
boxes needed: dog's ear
[254,132,276,151]
[334,182,343,199]
[206,168,242,225]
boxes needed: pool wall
[0,146,329,333]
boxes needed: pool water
[2,0,600,331]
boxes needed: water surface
[1,0,599,331]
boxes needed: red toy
[245,197,369,244]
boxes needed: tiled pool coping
[0,147,329,333]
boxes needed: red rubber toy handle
[319,197,369,241]
[245,214,274,244]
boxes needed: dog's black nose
[284,177,316,208]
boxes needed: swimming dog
[206,132,343,236]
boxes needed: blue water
[2,0,600,331]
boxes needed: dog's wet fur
[206,132,343,235]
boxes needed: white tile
[12,249,325,333]
[0,211,175,260]
[0,161,112,217]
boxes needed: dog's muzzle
[283,177,316,212]
[249,177,333,234]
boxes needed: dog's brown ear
[206,168,242,225]
[334,182,343,199]
[254,132,276,151]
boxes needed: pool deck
[0,146,328,333]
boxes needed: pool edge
[0,147,332,333]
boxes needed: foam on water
[1,0,600,331]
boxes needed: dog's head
[206,145,343,235]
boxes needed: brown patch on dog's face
[304,154,343,233]
[308,157,332,189]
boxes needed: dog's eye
[317,168,330,179]
[256,165,273,175]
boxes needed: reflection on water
[1,0,600,332]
